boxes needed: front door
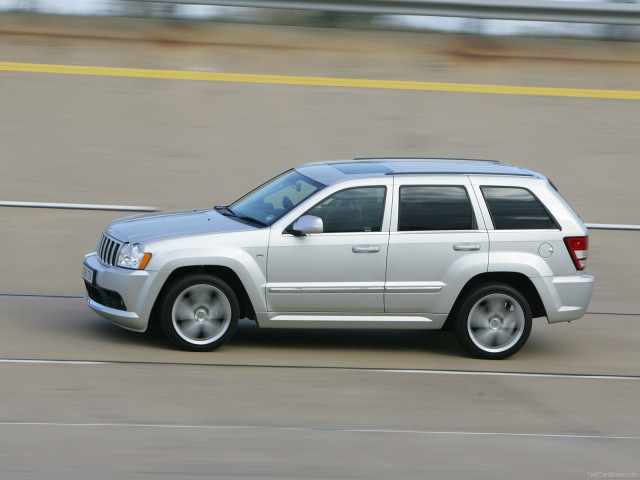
[267,184,390,314]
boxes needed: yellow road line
[1,61,639,100]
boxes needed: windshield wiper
[234,213,267,227]
[215,205,235,216]
[214,205,267,227]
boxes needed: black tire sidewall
[160,274,240,352]
[454,283,532,360]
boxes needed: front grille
[97,232,123,266]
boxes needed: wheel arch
[149,265,256,326]
[443,272,546,329]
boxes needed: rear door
[384,176,489,314]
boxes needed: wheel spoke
[469,309,488,328]
[472,328,497,347]
[178,293,195,310]
[485,297,505,316]
[494,329,513,347]
[196,323,207,339]
[200,321,219,339]
[189,286,217,309]
[174,303,194,322]
[178,319,201,339]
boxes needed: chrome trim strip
[268,286,384,294]
[384,286,443,294]
[268,286,442,294]
[270,315,432,322]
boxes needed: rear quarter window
[481,186,558,230]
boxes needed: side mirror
[290,215,323,235]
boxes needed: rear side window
[481,187,558,230]
[398,186,474,231]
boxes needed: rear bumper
[534,273,594,323]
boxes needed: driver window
[305,187,386,233]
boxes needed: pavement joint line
[374,370,640,380]
[586,311,640,316]
[1,358,638,381]
[1,61,640,100]
[0,421,638,441]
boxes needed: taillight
[564,236,588,271]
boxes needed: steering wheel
[282,196,293,210]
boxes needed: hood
[106,209,256,243]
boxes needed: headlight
[117,243,151,270]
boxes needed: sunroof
[331,162,393,175]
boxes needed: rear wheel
[160,274,239,351]
[454,283,532,360]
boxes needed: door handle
[352,245,380,253]
[453,243,481,251]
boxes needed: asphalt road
[1,299,639,479]
[1,15,639,479]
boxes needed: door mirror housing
[290,215,323,236]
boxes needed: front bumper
[85,294,143,331]
[83,252,167,332]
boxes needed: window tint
[398,186,474,231]
[305,187,386,233]
[482,187,557,230]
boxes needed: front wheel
[160,274,239,351]
[454,284,532,360]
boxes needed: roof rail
[352,157,501,163]
[385,171,535,177]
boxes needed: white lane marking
[0,359,109,365]
[1,202,639,229]
[0,421,638,441]
[375,369,640,381]
[0,293,83,299]
[0,358,638,381]
[0,201,158,212]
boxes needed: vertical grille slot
[110,241,118,265]
[98,234,106,260]
[106,241,115,264]
[97,232,122,266]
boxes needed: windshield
[228,169,325,226]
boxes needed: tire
[454,283,532,360]
[160,274,239,351]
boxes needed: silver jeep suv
[82,158,594,359]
